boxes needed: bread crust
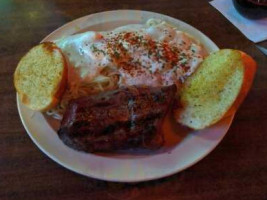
[40,42,68,111]
[225,51,257,116]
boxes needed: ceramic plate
[17,10,233,182]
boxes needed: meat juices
[58,85,177,152]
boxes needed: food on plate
[14,42,67,111]
[14,19,257,153]
[175,49,257,129]
[58,85,176,152]
[49,19,206,118]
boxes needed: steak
[58,85,177,152]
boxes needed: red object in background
[233,0,267,19]
[248,0,267,6]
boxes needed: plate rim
[16,10,234,182]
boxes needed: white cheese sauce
[55,19,206,88]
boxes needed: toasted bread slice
[14,42,67,111]
[175,49,256,130]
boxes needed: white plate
[17,10,233,182]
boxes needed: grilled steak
[58,85,177,152]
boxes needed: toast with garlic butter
[14,42,67,111]
[175,49,256,130]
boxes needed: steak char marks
[58,85,177,152]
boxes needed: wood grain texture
[1,0,267,199]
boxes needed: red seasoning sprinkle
[95,31,194,77]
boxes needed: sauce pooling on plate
[55,19,206,88]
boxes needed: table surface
[1,0,267,199]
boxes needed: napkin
[210,0,267,43]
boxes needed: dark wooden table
[1,0,267,199]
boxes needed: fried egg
[55,19,206,88]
